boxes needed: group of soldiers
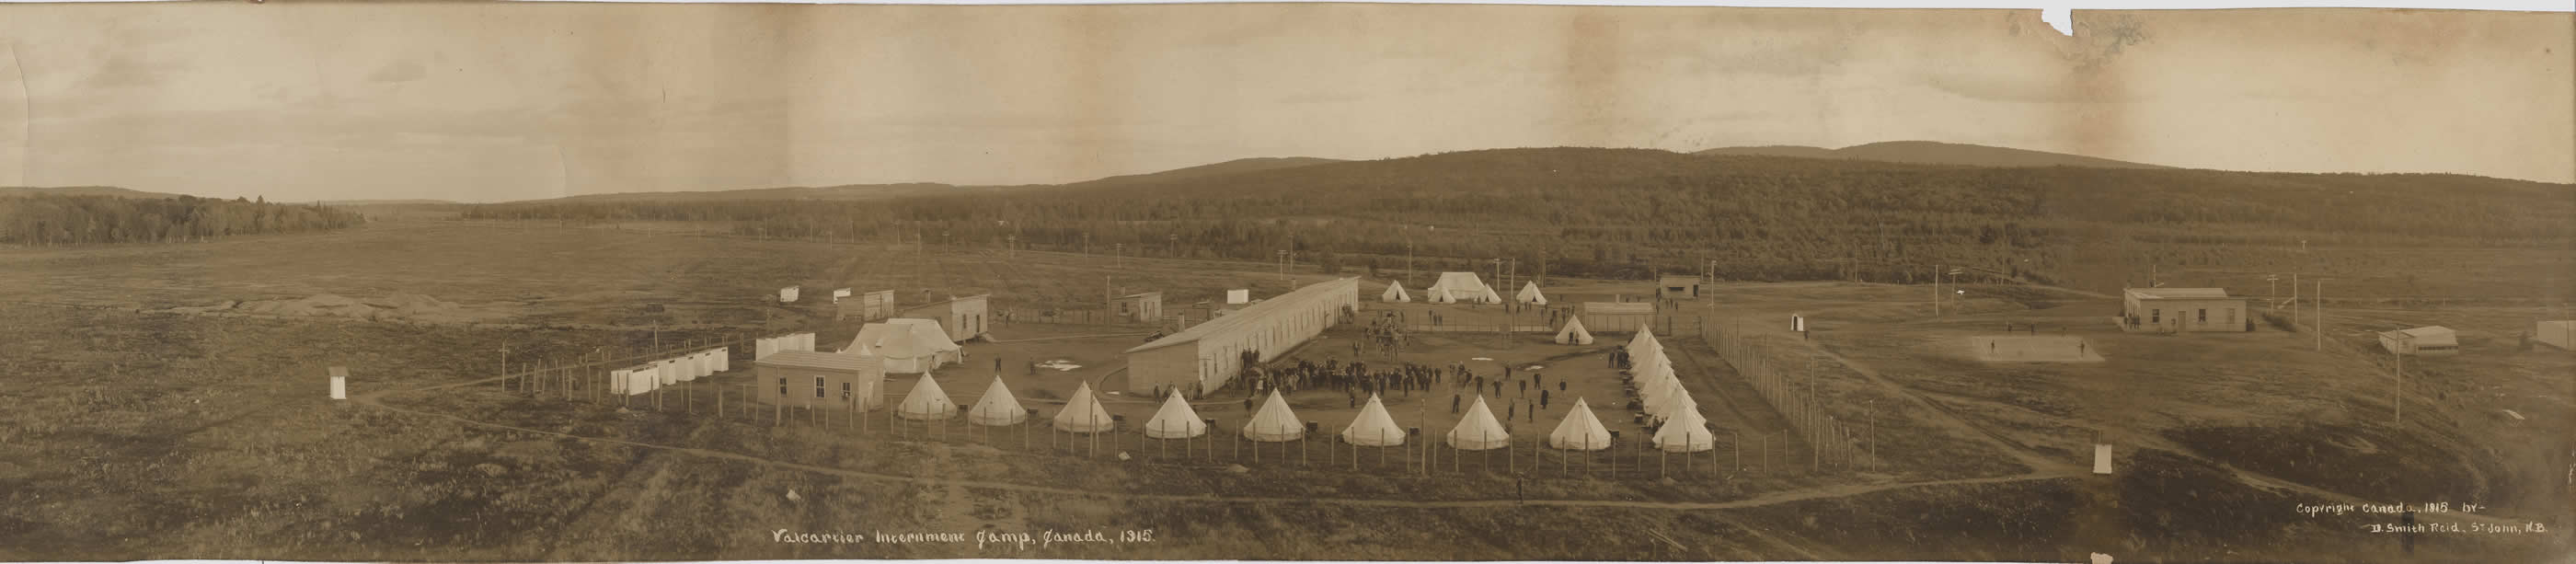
[1240,354,1441,406]
[1442,361,1562,421]
[1231,354,1569,423]
[1359,312,1409,356]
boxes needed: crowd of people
[1225,350,1573,432]
[1177,303,1617,433]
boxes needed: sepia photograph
[0,1,2569,562]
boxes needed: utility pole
[1277,250,1288,282]
[1867,398,1877,470]
[2266,274,2278,310]
[2393,342,2403,426]
[1933,264,1941,318]
[2317,279,2328,351]
[1116,243,1125,269]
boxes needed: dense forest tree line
[460,148,2574,286]
[0,194,367,246]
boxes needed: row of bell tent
[1381,274,1549,305]
[838,374,1703,453]
[1624,327,1715,452]
[1240,389,1705,453]
[865,374,1202,436]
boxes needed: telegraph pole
[2266,274,2278,310]
[1866,398,1877,470]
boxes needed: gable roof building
[1123,278,1361,396]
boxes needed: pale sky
[0,4,2566,202]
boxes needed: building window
[842,382,853,399]
[814,376,826,398]
[2226,308,2236,326]
[2198,309,2207,324]
[777,377,788,397]
[2150,309,2160,323]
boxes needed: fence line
[1701,322,1874,473]
[995,308,1164,328]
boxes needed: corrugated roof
[2127,288,2233,300]
[1121,292,1161,299]
[755,350,880,372]
[2390,326,2455,338]
[1584,302,1655,315]
[1126,278,1358,354]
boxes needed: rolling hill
[1064,156,1345,188]
[1696,141,2169,169]
[466,145,2573,298]
[318,199,459,206]
[0,186,189,199]
[528,182,1012,203]
[498,156,1345,204]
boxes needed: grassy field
[1703,280,2572,557]
[0,222,2566,561]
